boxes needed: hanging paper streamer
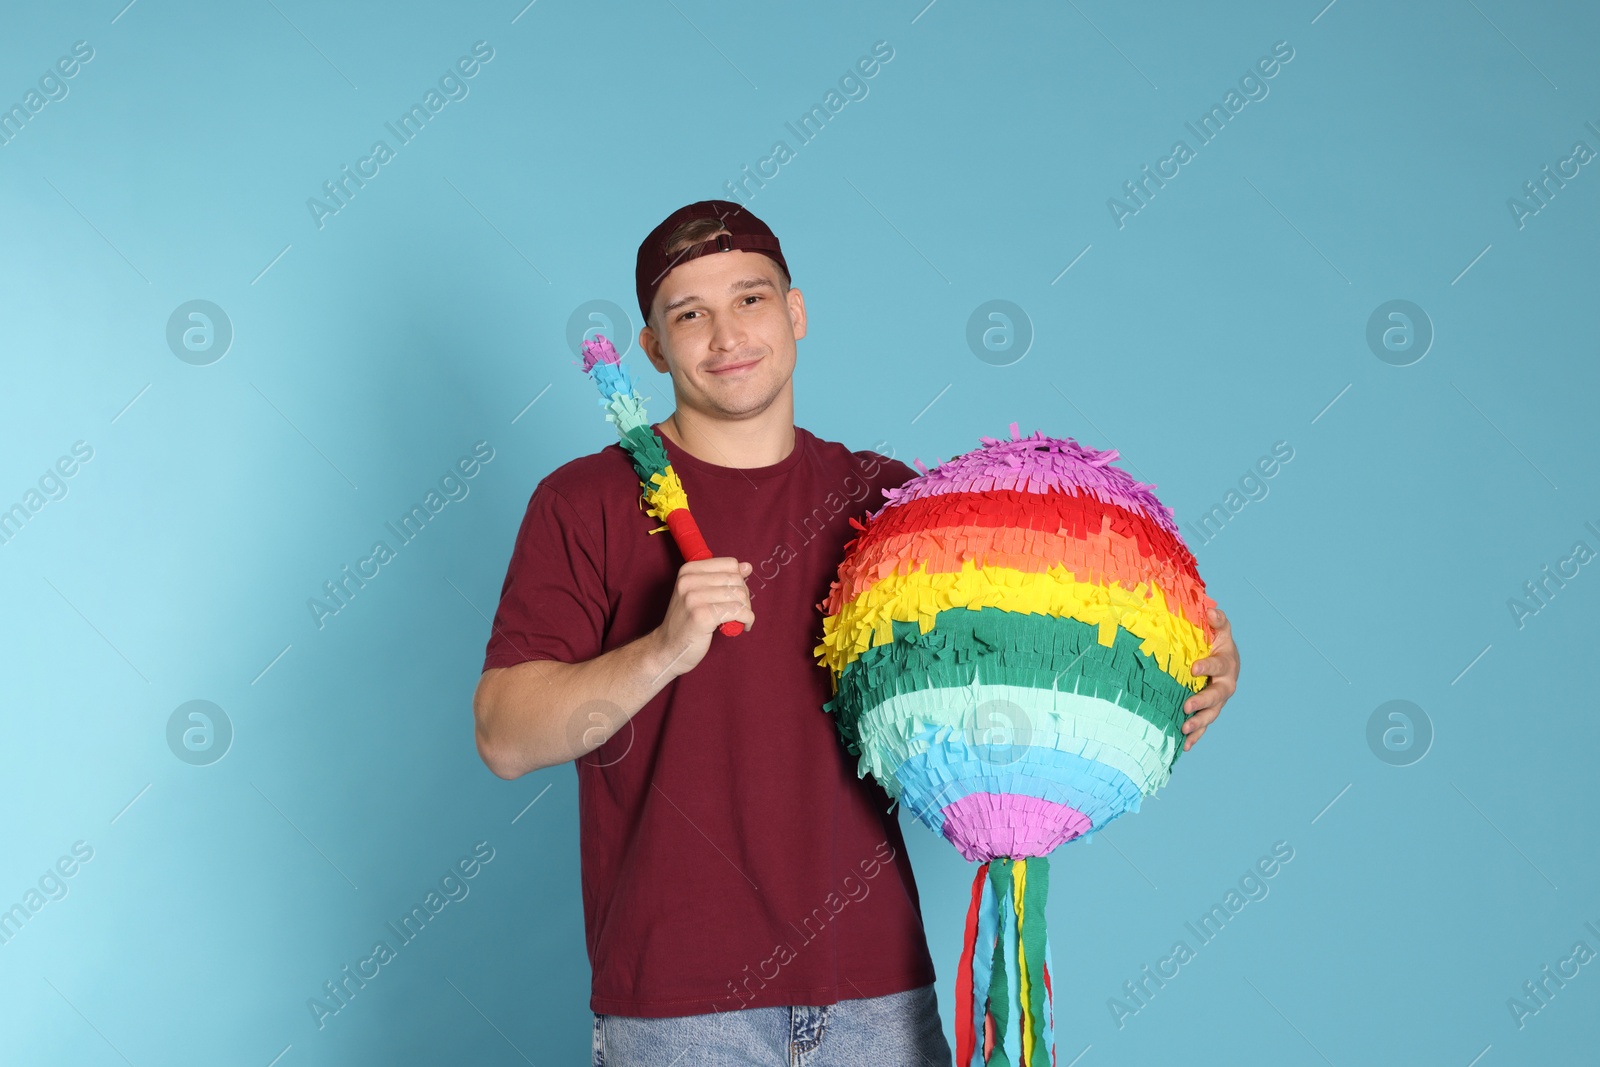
[813,424,1216,1065]
[578,334,742,636]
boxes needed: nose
[707,311,749,355]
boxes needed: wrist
[642,625,686,682]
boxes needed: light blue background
[2,1,1596,1064]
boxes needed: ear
[786,286,807,342]
[639,322,670,373]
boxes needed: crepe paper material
[663,508,710,560]
[957,864,993,1067]
[882,426,1182,535]
[827,610,1193,761]
[578,334,742,637]
[1014,863,1033,1067]
[940,793,1090,863]
[993,861,1019,1067]
[871,686,1163,779]
[1042,911,1056,1057]
[854,690,1175,805]
[1020,858,1050,1065]
[820,487,1213,634]
[1004,868,1025,1067]
[963,858,1054,1067]
[817,557,1209,691]
[889,733,1150,853]
[815,424,1216,1065]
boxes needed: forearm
[473,628,682,779]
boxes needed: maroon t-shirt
[482,423,937,1018]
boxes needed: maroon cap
[635,200,790,322]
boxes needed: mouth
[706,356,762,376]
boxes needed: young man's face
[639,246,806,424]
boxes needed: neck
[659,407,796,469]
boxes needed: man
[472,200,1240,1066]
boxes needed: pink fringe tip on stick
[580,335,622,372]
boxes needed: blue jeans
[592,982,954,1066]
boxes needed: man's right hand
[476,560,755,779]
[652,557,755,678]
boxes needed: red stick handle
[664,509,744,636]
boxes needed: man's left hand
[1182,606,1238,752]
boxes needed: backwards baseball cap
[635,200,790,323]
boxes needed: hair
[659,217,792,319]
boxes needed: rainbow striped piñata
[814,423,1216,1067]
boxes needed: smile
[707,357,761,375]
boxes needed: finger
[1182,704,1221,732]
[1202,627,1237,653]
[1192,634,1240,674]
[713,593,756,627]
[681,556,747,575]
[1183,687,1226,716]
[712,578,755,619]
[683,572,755,599]
[696,579,751,605]
[1208,606,1231,632]
[1191,654,1237,678]
[1183,722,1207,751]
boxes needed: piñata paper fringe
[958,857,1054,1066]
[884,422,1182,540]
[819,486,1212,634]
[816,557,1211,691]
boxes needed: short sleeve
[853,449,918,505]
[481,480,608,672]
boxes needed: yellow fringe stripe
[817,558,1209,691]
[1016,859,1033,1067]
[638,464,691,534]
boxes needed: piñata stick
[578,334,743,637]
